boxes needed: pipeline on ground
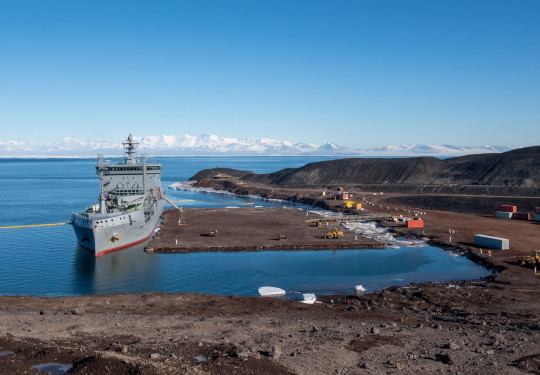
[0,222,70,229]
[166,199,254,205]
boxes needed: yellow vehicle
[324,228,344,239]
[520,250,540,268]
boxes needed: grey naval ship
[72,135,164,257]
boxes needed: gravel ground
[1,271,539,374]
[146,207,384,253]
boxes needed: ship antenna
[122,134,139,164]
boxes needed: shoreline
[149,181,524,294]
[162,181,507,275]
[147,242,385,253]
[1,180,539,374]
[187,178,538,272]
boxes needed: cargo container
[496,211,514,219]
[474,234,509,250]
[536,214,540,222]
[498,205,517,213]
[335,192,349,200]
[513,212,531,221]
[406,219,424,228]
[535,207,540,214]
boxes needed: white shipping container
[496,211,514,219]
[536,214,540,222]
[474,234,509,250]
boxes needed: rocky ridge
[191,146,540,195]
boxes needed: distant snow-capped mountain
[360,144,517,156]
[314,142,356,154]
[0,133,520,157]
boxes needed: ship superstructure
[72,135,164,257]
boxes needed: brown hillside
[190,146,540,196]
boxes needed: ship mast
[97,154,106,214]
[123,134,139,165]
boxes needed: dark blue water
[0,157,490,297]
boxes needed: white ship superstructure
[72,135,164,257]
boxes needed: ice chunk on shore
[355,285,366,293]
[300,293,317,304]
[258,286,286,296]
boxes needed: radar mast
[122,134,139,164]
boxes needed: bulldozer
[520,250,540,268]
[324,228,344,239]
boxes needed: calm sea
[0,157,490,297]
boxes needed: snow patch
[341,221,427,248]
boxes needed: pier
[145,207,385,253]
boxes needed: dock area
[145,207,385,253]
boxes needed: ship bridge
[97,164,162,174]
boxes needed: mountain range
[0,133,520,157]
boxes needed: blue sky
[0,0,539,148]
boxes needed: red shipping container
[513,212,531,220]
[498,205,517,213]
[407,220,424,228]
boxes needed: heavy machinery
[324,228,344,239]
[520,250,540,268]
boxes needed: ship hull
[73,200,163,257]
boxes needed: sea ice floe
[259,286,286,296]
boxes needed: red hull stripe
[95,220,160,258]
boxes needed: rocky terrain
[1,260,539,374]
[385,195,540,216]
[191,146,540,196]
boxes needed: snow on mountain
[359,144,520,156]
[310,142,355,155]
[0,133,521,157]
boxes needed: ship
[72,135,164,257]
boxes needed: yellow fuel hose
[0,222,69,229]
